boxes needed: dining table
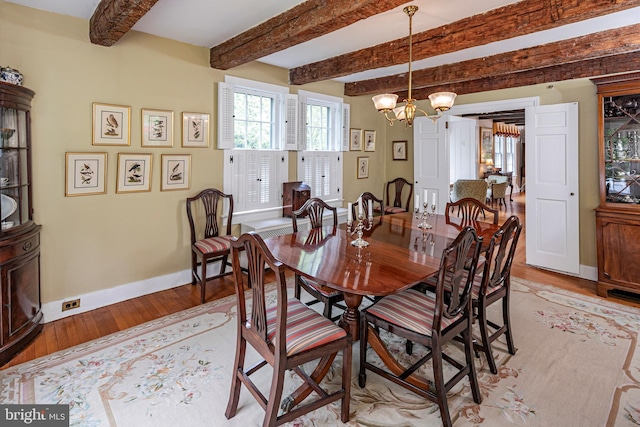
[264,211,500,340]
[264,210,501,412]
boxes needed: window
[297,151,342,203]
[494,135,516,172]
[219,77,291,218]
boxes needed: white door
[525,103,580,274]
[449,116,478,181]
[413,117,449,213]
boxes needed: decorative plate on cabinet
[1,194,17,221]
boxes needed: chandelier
[372,5,457,127]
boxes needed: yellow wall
[1,1,600,307]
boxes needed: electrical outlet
[62,299,80,312]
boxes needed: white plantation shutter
[225,150,287,212]
[342,103,350,151]
[285,94,298,150]
[217,82,235,149]
[298,97,307,151]
[298,151,341,201]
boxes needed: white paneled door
[525,103,580,274]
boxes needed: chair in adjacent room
[445,197,499,225]
[383,177,414,214]
[359,227,483,427]
[186,188,236,304]
[488,181,508,207]
[291,198,345,321]
[225,232,352,427]
[450,179,488,204]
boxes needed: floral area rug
[1,277,640,426]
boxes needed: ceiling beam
[404,51,640,101]
[345,23,640,97]
[209,0,408,70]
[89,0,160,46]
[290,0,640,85]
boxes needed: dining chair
[472,215,522,373]
[351,192,384,220]
[383,177,414,214]
[225,232,352,427]
[419,215,522,374]
[291,198,345,321]
[445,197,499,225]
[359,227,483,427]
[186,188,236,304]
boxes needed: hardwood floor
[3,192,637,369]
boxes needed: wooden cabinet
[0,82,42,365]
[282,181,311,218]
[592,73,640,297]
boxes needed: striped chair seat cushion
[383,206,407,214]
[267,298,347,356]
[193,235,235,255]
[366,289,462,336]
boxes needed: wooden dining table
[264,211,501,413]
[264,211,500,340]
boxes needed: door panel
[525,103,579,274]
[413,117,447,213]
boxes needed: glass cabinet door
[603,93,640,204]
[0,105,29,230]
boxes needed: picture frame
[479,127,493,163]
[182,112,210,148]
[364,130,376,152]
[392,140,408,160]
[92,103,130,146]
[65,152,107,196]
[116,153,153,193]
[357,156,369,179]
[161,154,191,191]
[350,128,363,151]
[141,108,174,147]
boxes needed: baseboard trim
[42,269,192,323]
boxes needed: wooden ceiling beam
[403,51,640,101]
[345,23,640,97]
[209,0,408,70]
[89,0,160,46]
[290,0,640,85]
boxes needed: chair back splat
[291,198,344,321]
[186,188,235,304]
[359,227,483,427]
[351,192,384,220]
[226,232,351,427]
[445,197,499,225]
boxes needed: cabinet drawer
[0,233,39,264]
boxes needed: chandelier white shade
[372,5,457,127]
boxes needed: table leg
[339,293,363,340]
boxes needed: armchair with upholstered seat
[450,179,488,204]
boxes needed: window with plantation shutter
[297,151,342,203]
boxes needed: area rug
[1,277,640,426]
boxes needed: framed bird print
[182,112,210,148]
[161,154,191,191]
[65,152,107,196]
[141,108,174,147]
[116,153,153,193]
[92,103,131,146]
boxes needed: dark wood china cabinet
[593,73,640,298]
[0,82,42,365]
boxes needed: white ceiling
[6,0,640,83]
